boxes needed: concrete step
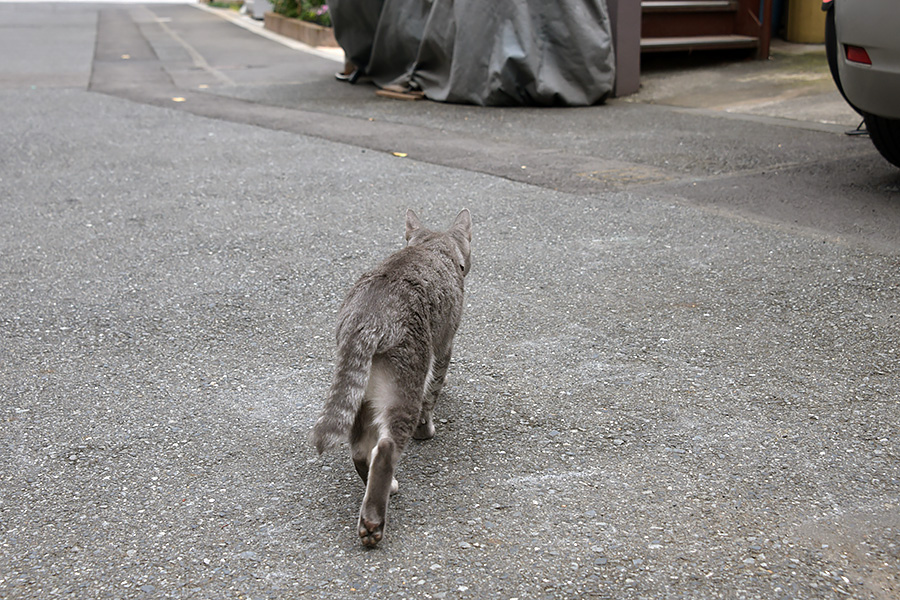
[640,34,759,53]
[641,0,741,39]
[642,0,739,13]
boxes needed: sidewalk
[627,40,860,129]
[202,4,859,130]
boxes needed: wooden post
[607,0,642,97]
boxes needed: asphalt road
[1,3,898,600]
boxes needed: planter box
[264,11,339,48]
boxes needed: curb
[193,2,343,64]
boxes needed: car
[823,0,900,167]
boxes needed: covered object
[329,0,616,106]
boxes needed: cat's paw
[413,419,435,440]
[358,516,385,547]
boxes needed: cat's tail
[310,328,379,454]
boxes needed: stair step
[641,34,759,52]
[642,0,738,13]
[641,0,742,38]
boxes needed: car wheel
[864,113,900,168]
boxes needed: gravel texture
[1,3,898,600]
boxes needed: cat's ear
[405,209,422,241]
[452,208,472,241]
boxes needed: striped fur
[310,322,381,454]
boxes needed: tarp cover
[329,0,616,106]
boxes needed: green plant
[271,0,331,27]
[207,1,243,10]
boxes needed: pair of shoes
[375,84,425,101]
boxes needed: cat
[311,208,472,547]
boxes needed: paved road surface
[1,3,898,599]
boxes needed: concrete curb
[194,2,343,63]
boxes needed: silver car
[824,0,900,167]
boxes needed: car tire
[864,113,900,168]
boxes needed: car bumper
[835,0,900,119]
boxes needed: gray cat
[311,209,472,547]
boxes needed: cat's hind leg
[354,359,400,491]
[350,402,377,485]
[358,437,397,547]
[351,431,399,493]
[357,354,422,546]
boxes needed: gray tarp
[329,0,616,106]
